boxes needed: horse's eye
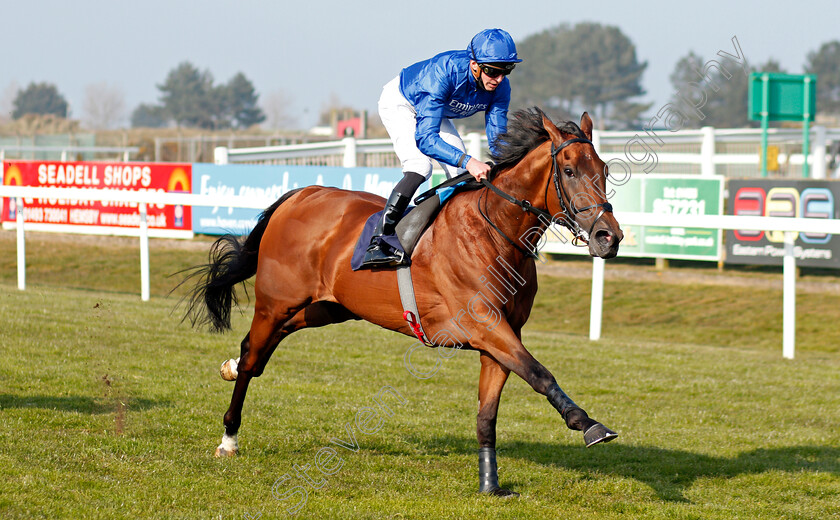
[563,167,574,177]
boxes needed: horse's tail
[180,188,304,332]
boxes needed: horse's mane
[489,107,586,179]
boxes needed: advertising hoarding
[2,160,192,238]
[726,179,840,268]
[542,174,724,261]
[192,164,409,235]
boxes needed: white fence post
[1,185,835,358]
[15,197,25,291]
[589,257,605,340]
[139,203,150,302]
[342,137,357,168]
[701,126,715,176]
[783,231,796,359]
[592,129,601,153]
[812,126,827,179]
[467,132,482,162]
[214,147,229,165]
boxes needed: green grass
[1,232,839,519]
[530,270,840,354]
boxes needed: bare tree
[0,81,19,122]
[82,82,126,129]
[262,89,297,130]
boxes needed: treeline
[7,26,840,131]
[131,62,264,129]
[509,25,840,129]
[9,61,265,131]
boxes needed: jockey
[360,28,522,268]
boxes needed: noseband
[479,136,613,258]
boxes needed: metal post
[467,132,482,162]
[214,147,229,165]
[589,257,605,340]
[342,137,357,168]
[700,126,716,176]
[802,76,812,178]
[813,126,827,179]
[15,197,25,291]
[782,231,796,359]
[139,203,150,301]
[761,74,769,177]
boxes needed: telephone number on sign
[652,199,706,215]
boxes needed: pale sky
[2,0,837,129]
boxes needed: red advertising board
[2,160,192,238]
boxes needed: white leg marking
[215,433,239,457]
[221,433,238,452]
[220,357,239,381]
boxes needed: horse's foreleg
[544,382,617,447]
[476,352,518,497]
[477,326,617,447]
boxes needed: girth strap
[396,266,434,346]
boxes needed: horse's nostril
[594,229,613,245]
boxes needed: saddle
[350,173,480,271]
[349,173,481,345]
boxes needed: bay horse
[183,108,623,496]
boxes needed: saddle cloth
[350,173,479,271]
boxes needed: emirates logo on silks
[447,99,487,115]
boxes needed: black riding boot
[360,190,412,268]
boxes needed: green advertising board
[748,72,817,177]
[748,73,816,122]
[542,174,724,261]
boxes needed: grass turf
[0,232,838,519]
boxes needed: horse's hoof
[214,445,238,457]
[489,488,520,498]
[583,422,618,447]
[220,358,239,381]
[480,486,520,498]
[215,433,239,457]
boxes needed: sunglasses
[478,63,515,78]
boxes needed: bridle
[478,136,613,258]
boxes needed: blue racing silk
[398,49,510,169]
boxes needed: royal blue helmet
[468,28,522,64]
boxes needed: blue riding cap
[468,28,522,64]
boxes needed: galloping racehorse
[184,108,623,496]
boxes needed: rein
[479,136,613,255]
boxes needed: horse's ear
[540,111,563,144]
[580,112,593,141]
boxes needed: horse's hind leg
[215,301,356,457]
[216,302,291,457]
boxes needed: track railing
[0,186,273,302]
[592,211,840,360]
[214,126,840,179]
[2,184,839,359]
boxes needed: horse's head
[540,112,623,259]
